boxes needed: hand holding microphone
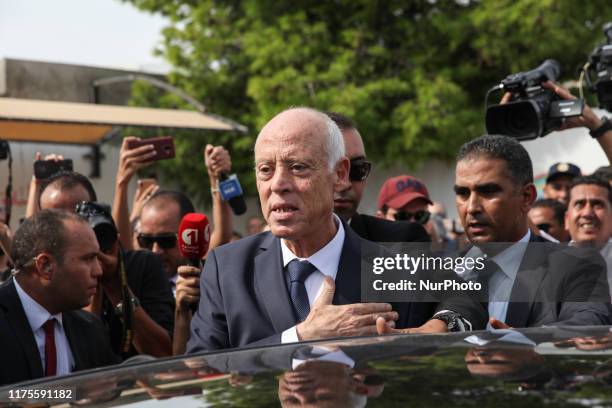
[177,213,210,311]
[204,144,247,215]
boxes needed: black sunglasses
[137,233,178,250]
[394,210,431,225]
[349,159,372,182]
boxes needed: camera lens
[486,100,541,140]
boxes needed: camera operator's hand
[176,265,201,311]
[296,277,399,341]
[117,137,157,187]
[204,144,231,180]
[541,81,604,131]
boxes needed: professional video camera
[485,59,583,141]
[582,22,612,112]
[75,201,118,252]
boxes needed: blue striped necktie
[287,260,317,322]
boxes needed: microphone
[218,172,247,215]
[178,213,211,267]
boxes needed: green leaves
[122,0,612,204]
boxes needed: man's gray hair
[322,113,346,171]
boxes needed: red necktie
[43,319,57,376]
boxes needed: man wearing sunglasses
[328,113,430,244]
[376,175,438,239]
[39,171,174,358]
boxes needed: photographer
[39,171,174,358]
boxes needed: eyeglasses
[137,233,178,250]
[393,210,431,225]
[349,159,372,182]
[536,223,551,233]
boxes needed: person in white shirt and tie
[0,209,119,386]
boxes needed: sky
[0,0,169,72]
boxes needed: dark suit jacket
[187,224,486,353]
[0,279,120,386]
[499,234,611,327]
[349,213,430,243]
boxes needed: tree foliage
[122,0,612,202]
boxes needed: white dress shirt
[459,230,531,328]
[280,215,345,343]
[14,279,75,375]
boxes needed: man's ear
[521,183,537,213]
[34,253,56,282]
[333,156,350,192]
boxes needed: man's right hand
[176,265,201,311]
[296,277,398,341]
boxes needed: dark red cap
[377,175,432,210]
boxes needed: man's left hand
[376,316,448,335]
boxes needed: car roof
[2,326,612,407]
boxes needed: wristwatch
[114,296,141,318]
[432,311,470,332]
[590,116,612,139]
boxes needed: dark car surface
[2,326,612,407]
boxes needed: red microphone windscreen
[178,213,210,259]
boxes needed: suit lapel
[0,279,44,378]
[254,233,298,333]
[505,234,550,327]
[333,224,362,305]
[62,311,85,371]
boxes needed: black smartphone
[34,159,74,180]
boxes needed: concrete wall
[0,58,163,105]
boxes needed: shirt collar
[13,278,63,332]
[465,230,531,279]
[280,214,345,280]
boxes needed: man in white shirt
[449,135,610,328]
[187,107,486,352]
[0,210,118,386]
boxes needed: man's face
[40,184,91,211]
[465,348,543,378]
[528,206,569,242]
[255,110,348,242]
[565,184,612,248]
[455,157,535,244]
[543,175,573,205]
[278,361,355,408]
[334,128,366,221]
[139,202,182,278]
[51,220,102,310]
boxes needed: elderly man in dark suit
[187,107,486,353]
[0,210,119,386]
[327,112,430,243]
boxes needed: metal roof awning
[0,97,247,144]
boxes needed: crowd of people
[0,81,612,386]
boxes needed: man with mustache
[328,112,430,243]
[187,107,486,352]
[565,176,612,298]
